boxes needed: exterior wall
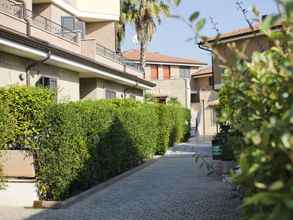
[191,90,218,136]
[0,51,80,102]
[86,22,116,51]
[190,76,212,92]
[212,35,272,86]
[80,78,144,101]
[150,79,189,108]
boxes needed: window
[191,93,200,103]
[179,66,191,79]
[61,16,85,39]
[105,90,116,99]
[36,76,57,91]
[36,76,57,101]
[208,76,213,86]
[151,65,159,80]
[163,65,171,80]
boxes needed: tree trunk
[140,42,146,78]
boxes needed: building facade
[0,0,154,103]
[123,49,206,108]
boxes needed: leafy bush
[218,5,293,219]
[35,100,190,200]
[0,86,190,200]
[0,86,54,150]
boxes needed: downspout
[18,0,31,37]
[25,51,51,86]
[198,43,214,90]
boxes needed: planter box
[0,150,35,178]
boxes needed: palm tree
[117,0,180,75]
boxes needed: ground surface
[0,138,241,220]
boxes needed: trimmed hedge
[0,86,54,149]
[0,86,190,200]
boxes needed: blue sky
[122,0,278,64]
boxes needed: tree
[118,0,181,74]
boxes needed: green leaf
[269,181,284,191]
[195,18,206,33]
[189,11,200,22]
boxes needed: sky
[122,0,278,64]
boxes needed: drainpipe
[17,0,31,37]
[198,43,215,90]
[25,51,51,86]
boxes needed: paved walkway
[0,139,241,220]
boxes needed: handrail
[96,43,143,73]
[0,0,78,43]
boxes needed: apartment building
[123,49,206,108]
[0,0,155,102]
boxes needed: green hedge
[0,86,54,149]
[0,87,190,200]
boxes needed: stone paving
[0,140,241,220]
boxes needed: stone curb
[33,156,162,209]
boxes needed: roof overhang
[0,37,154,90]
[192,73,212,78]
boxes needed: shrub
[35,100,190,200]
[0,86,54,150]
[218,7,293,219]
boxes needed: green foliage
[218,3,293,219]
[0,86,54,150]
[0,103,15,190]
[0,86,190,200]
[35,99,189,200]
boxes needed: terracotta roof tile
[123,49,206,65]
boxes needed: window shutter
[61,16,74,32]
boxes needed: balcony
[0,0,79,43]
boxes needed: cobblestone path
[0,142,241,220]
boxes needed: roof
[204,21,282,44]
[0,26,155,88]
[192,66,212,77]
[123,49,206,66]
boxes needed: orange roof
[123,49,206,66]
[205,21,282,43]
[192,66,212,77]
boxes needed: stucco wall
[212,35,272,86]
[86,22,116,51]
[80,78,144,101]
[0,51,80,102]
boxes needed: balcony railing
[0,0,78,43]
[96,43,143,73]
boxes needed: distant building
[123,49,207,108]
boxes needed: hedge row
[0,86,190,200]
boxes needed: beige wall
[80,78,144,101]
[0,51,80,102]
[86,22,116,51]
[191,76,212,91]
[150,79,189,108]
[212,35,272,86]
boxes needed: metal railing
[0,0,22,18]
[0,0,78,43]
[96,43,143,73]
